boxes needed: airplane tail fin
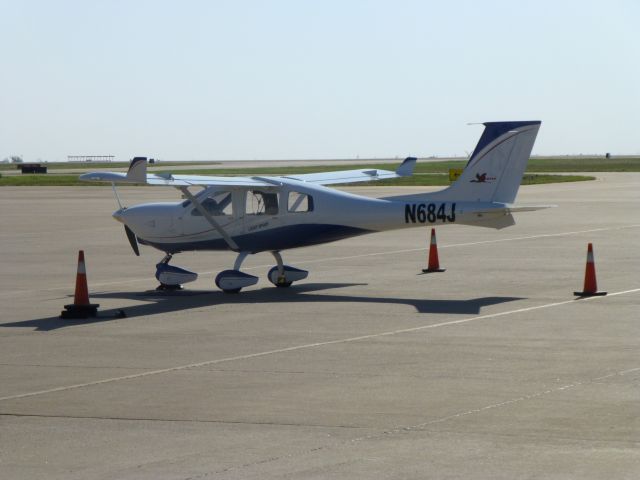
[126,157,148,183]
[431,121,541,204]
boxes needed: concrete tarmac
[0,173,639,479]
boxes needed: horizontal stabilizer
[455,209,516,229]
[505,204,556,212]
[455,203,553,229]
[284,157,417,185]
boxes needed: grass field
[526,156,640,172]
[0,172,594,187]
[0,161,216,171]
[2,156,638,174]
[3,155,637,186]
[159,156,639,176]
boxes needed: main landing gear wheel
[213,251,308,293]
[267,251,309,288]
[215,270,259,293]
[215,251,259,293]
[267,266,293,288]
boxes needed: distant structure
[2,155,23,163]
[68,155,114,162]
[20,163,47,174]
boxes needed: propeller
[124,225,140,256]
[110,181,139,256]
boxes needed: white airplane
[81,121,545,293]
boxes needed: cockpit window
[246,190,279,215]
[287,192,314,213]
[181,187,206,207]
[190,191,233,216]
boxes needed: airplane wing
[283,157,417,185]
[79,156,417,187]
[79,171,275,187]
[80,157,274,187]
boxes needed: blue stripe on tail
[467,121,541,167]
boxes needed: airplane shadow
[3,283,523,331]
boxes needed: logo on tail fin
[470,172,495,183]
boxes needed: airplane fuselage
[115,177,498,254]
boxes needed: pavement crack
[0,412,368,430]
[0,362,146,370]
[180,365,640,478]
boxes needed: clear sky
[2,0,639,161]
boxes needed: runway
[1,173,639,479]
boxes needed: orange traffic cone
[422,228,446,273]
[574,243,607,297]
[60,250,100,318]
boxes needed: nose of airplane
[111,203,176,237]
[112,208,126,223]
[112,206,144,230]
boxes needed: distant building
[67,155,114,162]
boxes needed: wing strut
[178,187,240,251]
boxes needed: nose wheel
[155,253,198,291]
